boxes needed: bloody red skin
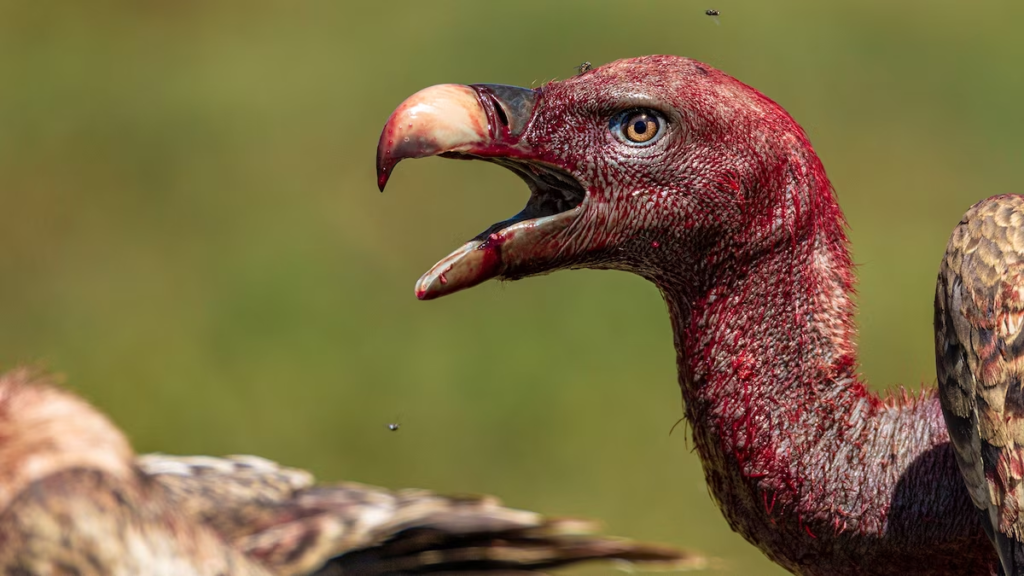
[385,55,999,574]
[551,59,996,574]
[584,59,993,574]
[580,58,996,574]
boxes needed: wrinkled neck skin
[650,175,995,574]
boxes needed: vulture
[376,55,1024,575]
[0,369,697,574]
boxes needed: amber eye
[613,110,665,146]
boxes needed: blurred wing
[0,373,701,575]
[138,454,704,576]
[936,194,1024,573]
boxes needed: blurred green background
[1,1,1021,574]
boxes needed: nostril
[489,95,510,128]
[470,84,537,137]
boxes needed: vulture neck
[654,180,993,573]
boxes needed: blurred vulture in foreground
[0,370,699,575]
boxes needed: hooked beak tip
[374,83,539,196]
[374,84,489,194]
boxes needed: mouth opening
[439,155,587,240]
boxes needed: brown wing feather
[936,194,1024,574]
[0,371,702,575]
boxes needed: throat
[667,224,863,411]
[663,230,868,485]
[656,228,992,573]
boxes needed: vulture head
[377,55,841,300]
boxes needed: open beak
[377,84,587,300]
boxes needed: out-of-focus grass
[1,2,1022,574]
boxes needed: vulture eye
[613,109,665,146]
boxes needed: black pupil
[633,118,649,134]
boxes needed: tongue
[415,239,503,300]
